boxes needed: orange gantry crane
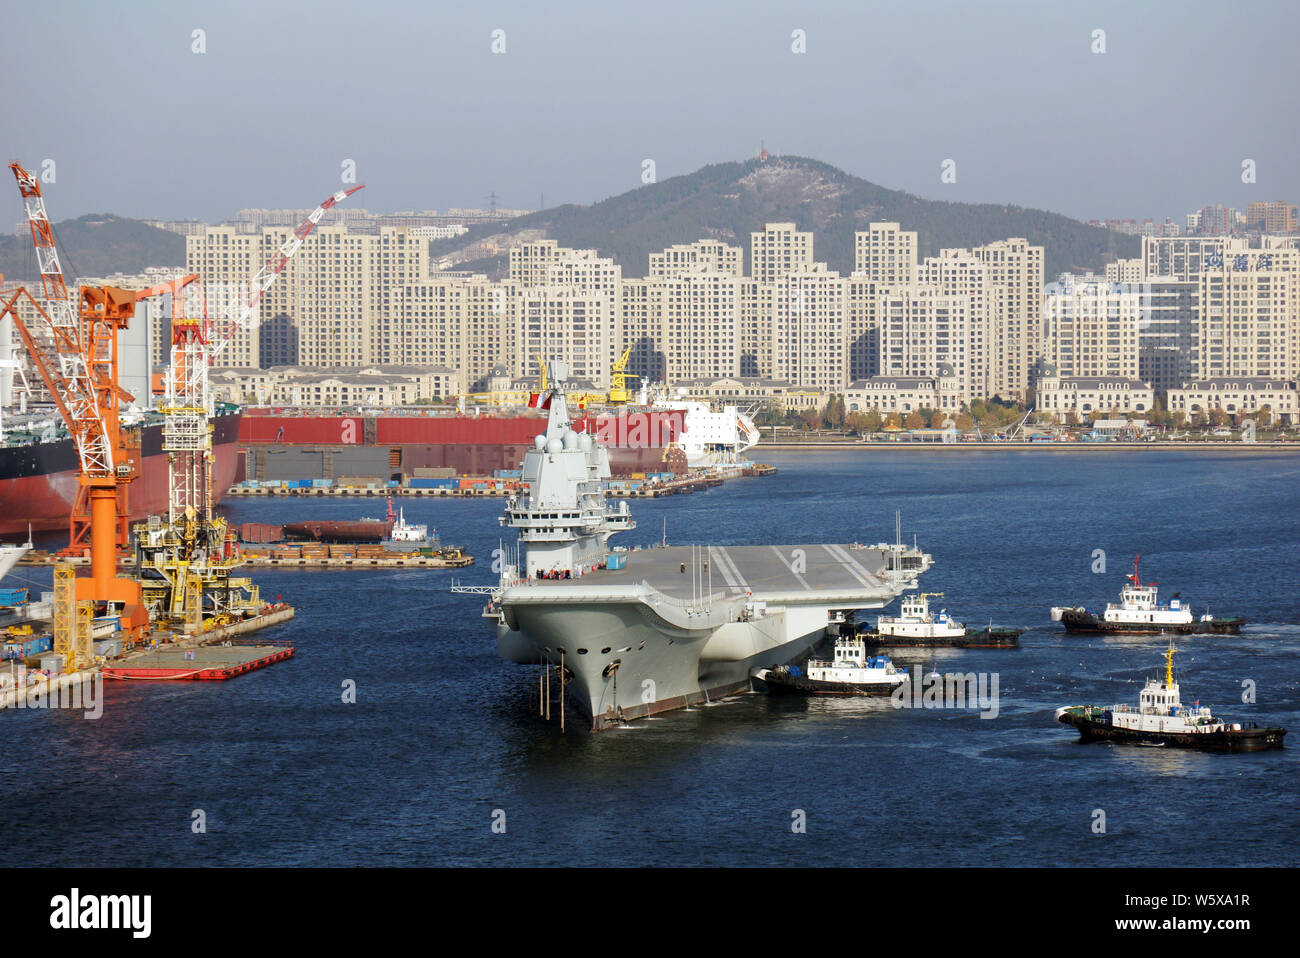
[1,160,145,623]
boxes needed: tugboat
[1050,556,1244,635]
[753,633,906,696]
[1056,645,1285,751]
[381,500,440,553]
[861,593,1022,648]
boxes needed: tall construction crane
[1,162,143,614]
[131,185,364,628]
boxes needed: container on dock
[92,616,120,639]
[0,588,29,607]
[607,553,629,570]
[3,633,52,660]
[312,479,333,488]
[38,652,65,675]
[94,638,122,659]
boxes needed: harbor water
[2,449,1298,866]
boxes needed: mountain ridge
[0,157,1139,284]
[0,213,185,283]
[433,155,1138,279]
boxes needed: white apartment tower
[973,237,1044,400]
[854,222,918,286]
[1042,273,1144,381]
[750,223,814,284]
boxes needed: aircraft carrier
[456,362,932,731]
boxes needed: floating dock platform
[102,642,294,681]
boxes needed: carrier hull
[495,542,929,730]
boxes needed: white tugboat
[1056,644,1285,751]
[1051,555,1244,635]
[381,501,438,553]
[454,360,932,730]
[861,593,1022,648]
[754,633,906,696]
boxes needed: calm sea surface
[3,449,1298,867]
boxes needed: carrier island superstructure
[459,362,933,731]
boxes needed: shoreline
[759,440,1298,452]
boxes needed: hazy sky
[4,0,1297,224]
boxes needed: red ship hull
[238,409,689,480]
[0,412,243,538]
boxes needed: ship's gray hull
[497,600,826,729]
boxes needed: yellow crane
[608,346,638,405]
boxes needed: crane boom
[9,162,72,317]
[208,184,365,359]
[6,161,117,477]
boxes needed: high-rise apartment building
[1245,202,1298,234]
[854,222,917,286]
[973,238,1043,400]
[769,266,847,392]
[1042,273,1143,381]
[1197,246,1300,380]
[1141,236,1227,281]
[750,223,813,285]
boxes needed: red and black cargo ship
[0,407,243,537]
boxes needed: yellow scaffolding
[51,563,95,672]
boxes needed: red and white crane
[138,185,364,523]
[3,161,142,610]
